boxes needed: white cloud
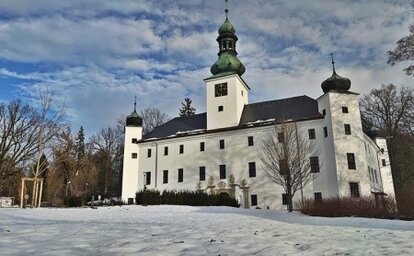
[0,0,413,136]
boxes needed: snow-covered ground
[1,205,414,255]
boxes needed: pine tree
[178,98,196,117]
[75,126,85,162]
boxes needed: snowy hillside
[1,205,414,255]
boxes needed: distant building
[121,7,395,209]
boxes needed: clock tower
[205,4,249,130]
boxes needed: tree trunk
[287,172,293,212]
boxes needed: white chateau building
[121,9,395,210]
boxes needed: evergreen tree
[178,98,196,117]
[75,126,85,162]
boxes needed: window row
[368,166,379,184]
[251,182,359,207]
[306,125,351,140]
[321,106,349,117]
[141,137,256,158]
[251,192,323,207]
[145,162,258,185]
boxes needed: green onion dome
[210,15,245,77]
[321,70,351,93]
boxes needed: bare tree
[388,2,414,76]
[47,127,97,205]
[140,107,170,134]
[89,126,123,196]
[360,84,414,136]
[0,90,65,203]
[260,121,319,212]
[361,84,414,189]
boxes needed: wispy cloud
[0,0,412,135]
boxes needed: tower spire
[225,0,229,19]
[134,96,137,112]
[210,0,245,77]
[330,53,336,73]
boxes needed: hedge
[136,190,239,207]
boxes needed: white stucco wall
[375,138,395,198]
[132,119,337,210]
[205,74,249,130]
[318,92,371,198]
[121,126,142,202]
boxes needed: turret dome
[126,98,142,127]
[321,70,351,93]
[218,18,235,35]
[210,8,245,77]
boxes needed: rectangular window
[248,162,256,177]
[374,169,378,183]
[164,146,168,156]
[218,106,224,112]
[131,138,138,143]
[350,182,360,197]
[278,132,285,143]
[163,170,168,184]
[199,166,206,181]
[314,192,322,202]
[178,168,183,183]
[344,124,351,135]
[368,166,372,181]
[322,109,326,116]
[347,153,356,169]
[219,139,225,149]
[308,129,316,140]
[179,144,184,154]
[200,142,205,152]
[131,153,137,159]
[324,127,328,138]
[219,164,226,179]
[310,157,320,173]
[248,136,254,146]
[145,172,151,185]
[342,106,349,113]
[382,159,386,166]
[251,194,258,206]
[282,193,288,205]
[147,149,151,158]
[215,82,228,97]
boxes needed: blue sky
[0,0,412,136]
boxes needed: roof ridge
[247,95,312,106]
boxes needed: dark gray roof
[144,113,207,139]
[143,95,323,140]
[240,95,322,124]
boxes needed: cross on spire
[330,53,336,72]
[225,0,229,18]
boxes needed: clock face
[215,83,228,97]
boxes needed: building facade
[121,10,395,210]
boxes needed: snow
[245,119,275,127]
[1,205,414,255]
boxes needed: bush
[396,187,414,220]
[297,196,398,219]
[135,190,239,207]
